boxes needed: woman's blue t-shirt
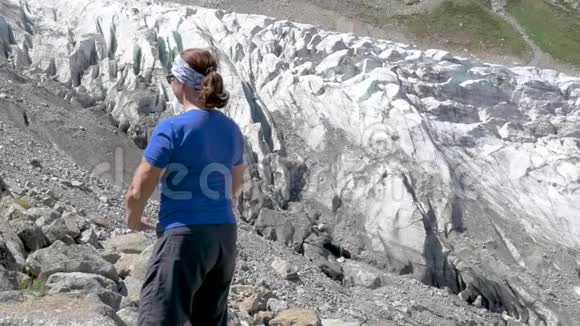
[144,109,244,231]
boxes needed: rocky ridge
[0,0,579,325]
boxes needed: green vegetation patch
[508,0,580,66]
[395,0,529,58]
[390,0,529,59]
[19,277,48,295]
[15,197,32,209]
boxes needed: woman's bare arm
[231,164,246,200]
[126,159,163,231]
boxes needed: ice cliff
[1,0,579,324]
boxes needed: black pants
[137,224,237,326]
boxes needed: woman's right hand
[128,216,156,232]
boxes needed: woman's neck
[183,105,201,112]
[181,98,204,112]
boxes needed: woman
[126,48,245,326]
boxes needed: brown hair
[181,48,229,109]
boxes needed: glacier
[1,0,579,324]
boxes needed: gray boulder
[0,229,26,271]
[40,218,70,244]
[116,306,139,326]
[267,298,289,314]
[115,253,141,278]
[0,290,25,303]
[303,242,330,260]
[254,311,275,324]
[1,203,27,221]
[238,294,263,314]
[79,229,101,248]
[115,243,154,308]
[41,197,57,208]
[0,266,20,291]
[104,233,152,254]
[271,257,299,280]
[316,257,344,282]
[0,238,17,271]
[303,240,345,281]
[98,249,121,264]
[10,220,47,252]
[61,212,89,239]
[228,311,243,326]
[53,203,67,214]
[33,212,58,227]
[0,292,122,326]
[46,272,122,310]
[254,208,313,250]
[130,244,154,281]
[231,285,275,314]
[269,308,322,326]
[119,276,142,306]
[26,207,60,222]
[25,240,119,281]
[342,261,383,290]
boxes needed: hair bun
[205,66,216,75]
[181,48,228,109]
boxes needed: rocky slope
[0,0,579,325]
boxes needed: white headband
[171,55,205,89]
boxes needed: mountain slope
[167,0,580,71]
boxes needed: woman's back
[128,48,244,326]
[145,109,244,230]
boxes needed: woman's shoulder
[209,110,242,131]
[167,110,209,129]
[152,117,174,134]
[222,113,243,137]
[158,110,240,135]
